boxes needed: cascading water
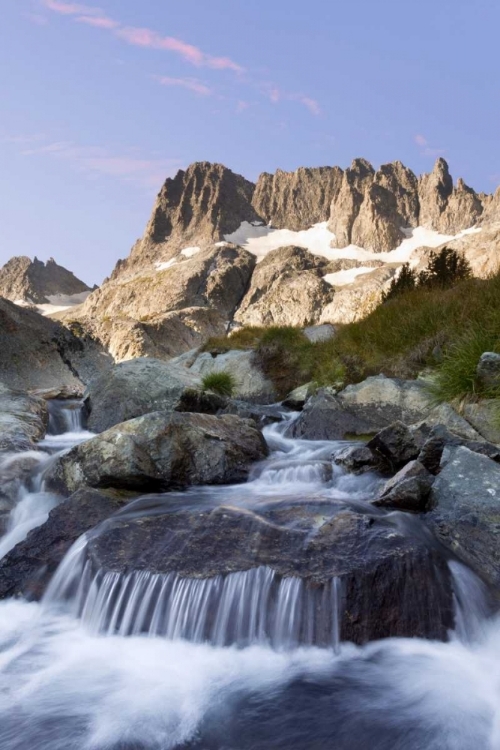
[0,411,498,749]
[0,399,93,560]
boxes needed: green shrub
[201,370,237,397]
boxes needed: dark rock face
[367,421,421,470]
[0,383,48,452]
[0,488,130,600]
[0,299,111,391]
[333,445,383,474]
[46,412,269,494]
[427,446,500,590]
[374,460,433,512]
[85,357,202,432]
[0,256,91,305]
[81,502,454,644]
[234,246,335,327]
[252,166,343,231]
[418,425,500,475]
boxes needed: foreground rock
[287,390,377,440]
[0,383,48,452]
[0,488,130,600]
[80,502,454,644]
[427,446,500,590]
[367,421,421,470]
[46,412,269,494]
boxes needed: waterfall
[47,398,85,435]
[46,549,342,651]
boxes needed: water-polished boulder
[45,412,269,494]
[80,501,454,645]
[0,383,48,453]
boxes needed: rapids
[0,405,497,749]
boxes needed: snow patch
[224,222,483,266]
[180,246,201,258]
[323,267,378,287]
[155,259,177,271]
[13,291,91,317]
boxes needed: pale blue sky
[1,0,499,285]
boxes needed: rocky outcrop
[252,166,343,230]
[319,265,399,324]
[0,256,91,305]
[286,389,379,440]
[0,383,48,452]
[374,460,433,512]
[234,246,335,327]
[427,446,500,589]
[115,162,260,277]
[328,158,375,248]
[0,298,112,391]
[46,412,269,494]
[418,161,483,234]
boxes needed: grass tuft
[201,370,237,397]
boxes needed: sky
[1,0,499,286]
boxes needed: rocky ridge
[0,256,91,306]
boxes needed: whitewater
[0,403,497,749]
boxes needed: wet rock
[286,390,377,440]
[85,358,202,432]
[0,488,130,600]
[0,383,48,453]
[188,350,276,404]
[374,460,433,512]
[333,445,383,475]
[367,421,421,470]
[476,352,500,391]
[427,446,500,589]
[82,503,454,644]
[412,402,484,441]
[45,412,269,494]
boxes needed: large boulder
[366,421,421,470]
[427,446,500,590]
[0,383,48,452]
[476,352,500,392]
[45,412,269,494]
[85,358,203,433]
[0,488,129,600]
[187,350,276,404]
[418,424,500,475]
[0,298,111,391]
[462,400,500,444]
[74,502,454,645]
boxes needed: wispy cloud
[76,14,118,29]
[155,76,212,96]
[17,135,180,189]
[261,83,321,115]
[236,100,251,113]
[24,12,49,25]
[41,0,243,72]
[414,134,445,157]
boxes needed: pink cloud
[76,15,119,29]
[42,0,103,15]
[295,95,321,116]
[155,76,212,96]
[415,134,428,147]
[24,12,49,25]
[236,100,250,113]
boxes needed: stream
[0,402,497,749]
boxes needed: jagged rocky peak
[0,255,91,305]
[252,165,344,231]
[418,158,484,234]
